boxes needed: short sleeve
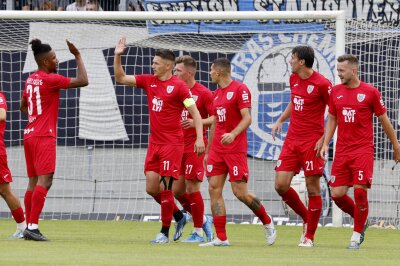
[48,73,71,91]
[320,79,332,105]
[204,90,214,116]
[328,87,337,116]
[0,93,7,111]
[237,84,251,110]
[372,88,387,117]
[135,74,152,91]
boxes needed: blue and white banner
[143,0,400,34]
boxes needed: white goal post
[0,10,398,229]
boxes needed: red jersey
[329,81,386,155]
[211,80,251,153]
[135,74,191,145]
[0,92,7,156]
[22,71,71,140]
[287,71,331,141]
[181,82,214,153]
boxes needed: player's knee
[146,188,158,197]
[274,182,289,195]
[208,184,222,197]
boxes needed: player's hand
[203,153,208,173]
[394,140,400,163]
[181,118,194,129]
[66,39,80,57]
[115,36,127,56]
[194,138,205,156]
[320,144,328,160]
[221,132,235,145]
[314,137,324,157]
[271,122,282,141]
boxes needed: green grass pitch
[0,220,399,265]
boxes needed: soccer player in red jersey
[0,91,27,239]
[113,37,205,243]
[272,46,332,247]
[320,54,400,249]
[199,58,276,247]
[20,39,88,241]
[173,55,214,242]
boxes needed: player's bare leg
[199,174,230,246]
[298,175,322,247]
[0,183,26,239]
[23,173,53,241]
[275,171,308,242]
[231,179,276,245]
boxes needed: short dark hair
[175,55,197,70]
[29,39,52,57]
[292,46,314,68]
[337,54,359,65]
[212,58,231,72]
[155,49,175,62]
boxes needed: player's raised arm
[113,36,136,87]
[65,39,88,88]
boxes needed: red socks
[160,190,174,227]
[24,190,33,224]
[305,195,322,240]
[354,188,368,234]
[281,187,308,223]
[189,191,204,228]
[332,194,355,217]
[11,207,25,224]
[214,216,227,241]
[253,205,271,225]
[176,193,192,214]
[152,193,180,215]
[29,185,48,225]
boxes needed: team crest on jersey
[276,160,282,167]
[307,85,314,94]
[207,165,213,172]
[357,93,366,102]
[227,92,234,100]
[192,95,198,102]
[330,175,335,183]
[166,85,174,94]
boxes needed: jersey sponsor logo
[242,91,249,102]
[226,92,234,100]
[357,93,366,102]
[230,32,335,160]
[342,107,356,123]
[151,96,163,112]
[216,107,226,122]
[293,96,304,111]
[379,97,385,107]
[207,164,213,173]
[181,109,189,121]
[307,85,314,94]
[166,85,174,93]
[24,128,34,135]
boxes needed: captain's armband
[183,98,195,108]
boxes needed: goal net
[0,11,398,228]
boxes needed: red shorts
[144,143,183,179]
[206,150,249,182]
[275,138,324,177]
[0,155,12,184]
[330,153,373,188]
[24,136,56,177]
[179,152,205,181]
